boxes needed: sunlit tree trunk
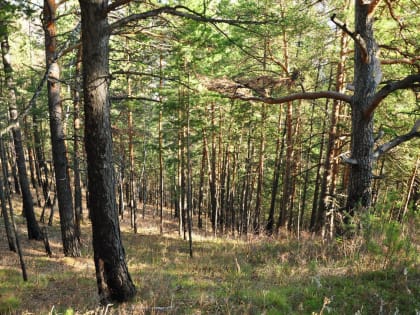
[79,0,136,302]
[43,0,81,256]
[344,3,379,222]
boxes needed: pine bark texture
[345,3,379,216]
[43,0,81,257]
[79,0,136,302]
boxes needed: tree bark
[43,0,81,257]
[344,2,379,220]
[72,46,83,240]
[79,0,136,303]
[1,31,42,241]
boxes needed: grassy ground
[0,200,419,314]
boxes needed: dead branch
[331,14,370,64]
[110,5,268,32]
[381,56,420,65]
[373,119,420,160]
[200,74,351,104]
[364,73,420,119]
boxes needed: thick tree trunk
[79,0,136,303]
[345,3,379,220]
[43,0,81,257]
[1,33,42,241]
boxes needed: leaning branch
[106,0,133,13]
[110,95,161,103]
[331,14,370,64]
[364,73,420,119]
[0,23,81,137]
[0,70,48,137]
[109,5,268,31]
[373,119,420,160]
[222,91,352,105]
[381,57,420,65]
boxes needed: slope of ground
[0,195,419,314]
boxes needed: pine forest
[0,0,419,313]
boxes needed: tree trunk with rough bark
[43,0,81,257]
[79,0,136,303]
[345,3,379,221]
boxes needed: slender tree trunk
[158,54,164,235]
[1,137,27,280]
[0,139,16,251]
[398,156,419,221]
[1,31,42,240]
[252,103,266,234]
[33,105,50,206]
[316,28,349,232]
[79,0,136,302]
[43,0,81,256]
[186,97,193,258]
[197,132,207,229]
[277,101,294,230]
[209,104,218,235]
[266,109,285,234]
[72,46,83,238]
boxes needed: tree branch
[109,5,267,32]
[331,14,370,64]
[367,0,382,17]
[373,120,420,160]
[380,56,420,65]
[110,95,161,102]
[222,91,352,104]
[0,23,81,136]
[106,0,133,13]
[364,74,420,118]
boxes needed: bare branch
[338,152,358,165]
[220,91,351,105]
[364,74,420,118]
[368,0,382,17]
[331,14,370,64]
[109,5,267,32]
[0,23,81,136]
[373,120,420,159]
[0,70,47,136]
[110,95,161,103]
[381,56,420,65]
[106,0,133,13]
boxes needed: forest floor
[0,195,419,315]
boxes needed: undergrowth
[0,209,419,314]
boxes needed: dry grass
[1,196,419,315]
